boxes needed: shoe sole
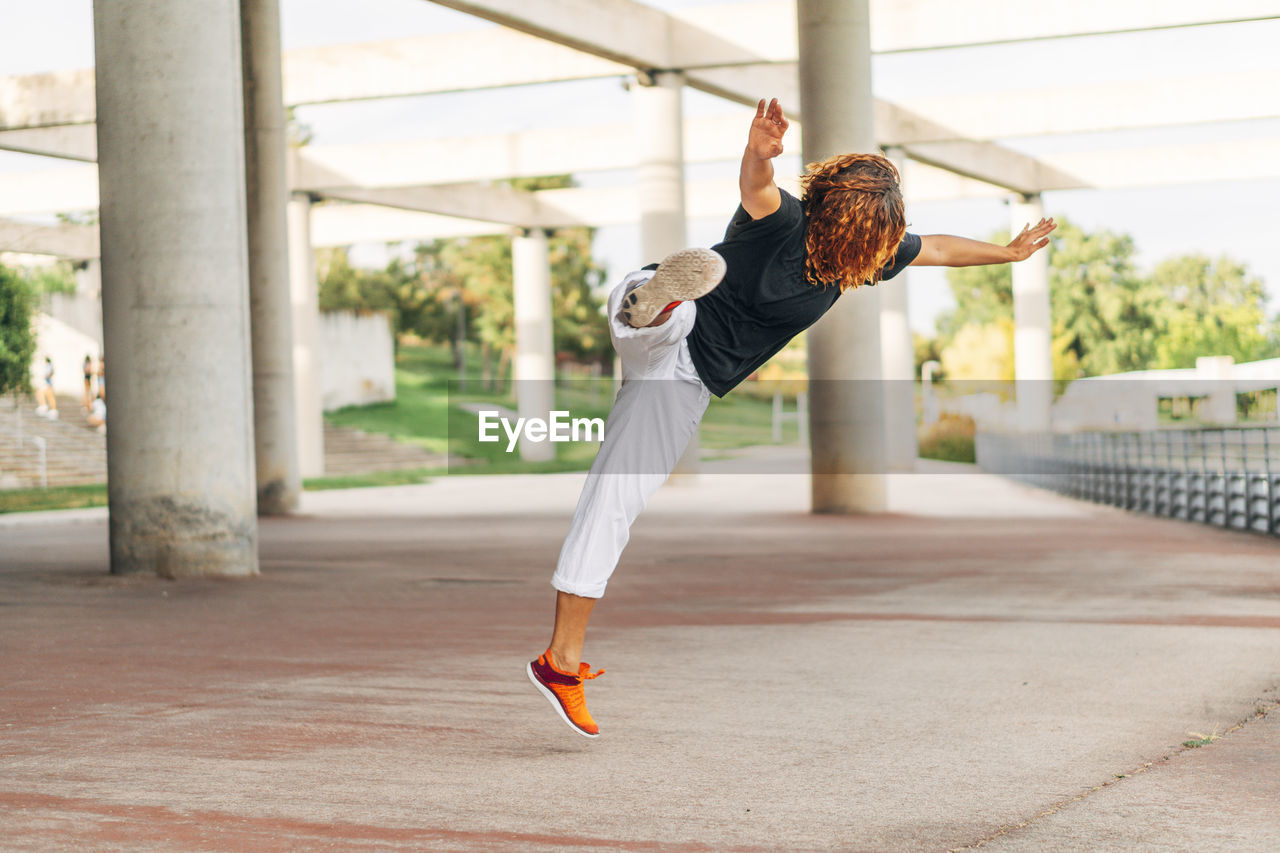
[621,248,726,327]
[526,662,599,739]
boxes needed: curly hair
[800,152,906,292]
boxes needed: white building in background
[1053,356,1280,431]
[940,356,1280,433]
[316,310,395,411]
[31,312,101,396]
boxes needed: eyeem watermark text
[477,410,605,452]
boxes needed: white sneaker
[35,405,47,415]
[620,248,726,328]
[47,410,59,420]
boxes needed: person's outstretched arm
[910,218,1057,266]
[740,98,788,220]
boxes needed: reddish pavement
[1,470,1278,851]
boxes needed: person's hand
[746,98,788,160]
[1006,217,1056,261]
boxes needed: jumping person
[527,98,1056,738]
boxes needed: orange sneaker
[527,649,605,738]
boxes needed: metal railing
[976,428,1280,537]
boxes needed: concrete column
[1011,193,1053,432]
[242,0,300,514]
[634,71,687,262]
[287,193,324,477]
[633,69,700,477]
[513,228,556,462]
[797,0,886,513]
[880,146,916,471]
[93,0,258,577]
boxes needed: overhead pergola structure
[1,0,1277,573]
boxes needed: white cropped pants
[550,271,712,598]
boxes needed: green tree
[0,264,37,399]
[435,234,515,383]
[1148,254,1277,368]
[936,218,1159,378]
[315,176,610,381]
[317,247,401,319]
[940,319,1013,381]
[547,226,608,362]
[396,242,472,360]
[1049,223,1158,375]
[935,236,1013,345]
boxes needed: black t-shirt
[679,188,921,397]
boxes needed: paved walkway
[2,463,1278,851]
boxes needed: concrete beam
[867,0,1280,51]
[294,113,1078,197]
[424,0,1086,193]
[316,178,802,233]
[319,183,588,228]
[302,136,1280,205]
[282,29,629,105]
[0,125,98,161]
[7,138,1276,252]
[293,121,645,190]
[902,138,1085,195]
[0,32,628,134]
[0,217,98,258]
[3,0,1275,132]
[430,0,745,71]
[0,120,1055,220]
[0,69,95,130]
[427,0,794,102]
[309,203,501,246]
[301,169,1001,246]
[676,0,1280,54]
[895,69,1280,140]
[1037,137,1280,189]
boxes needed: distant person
[82,354,94,409]
[35,357,58,420]
[527,98,1056,738]
[97,355,105,401]
[87,392,106,434]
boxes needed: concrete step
[320,423,447,475]
[0,397,108,488]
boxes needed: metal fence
[976,428,1280,537]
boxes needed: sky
[1,0,1278,335]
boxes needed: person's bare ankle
[548,647,580,674]
[645,309,673,328]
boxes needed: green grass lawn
[0,483,109,514]
[325,342,789,475]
